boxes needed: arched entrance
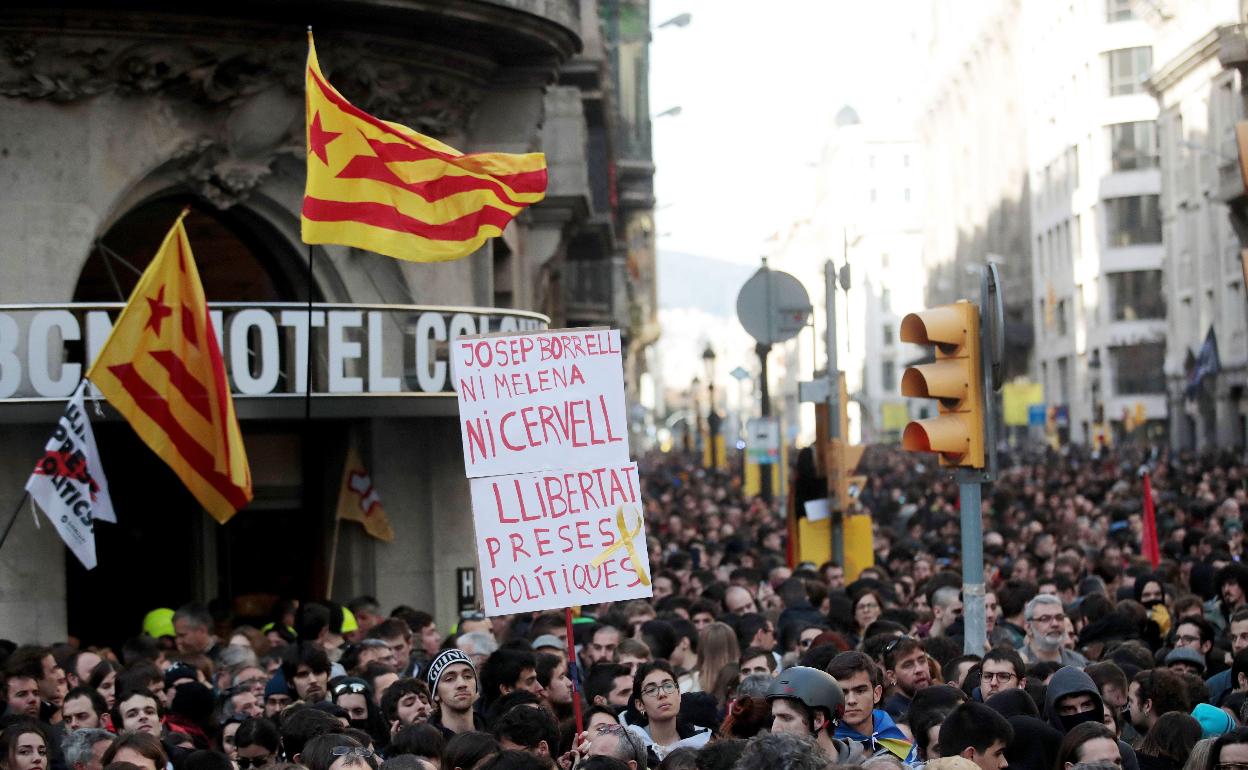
[68,195,343,648]
[75,196,308,303]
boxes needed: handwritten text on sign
[454,329,629,478]
[469,462,652,615]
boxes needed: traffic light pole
[959,264,1003,655]
[825,259,844,565]
[957,470,986,654]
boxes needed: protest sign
[453,328,630,478]
[469,462,652,615]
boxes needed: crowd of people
[5,444,1248,770]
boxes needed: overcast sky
[650,0,921,268]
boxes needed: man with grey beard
[1020,594,1088,667]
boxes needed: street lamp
[702,345,720,470]
[691,375,702,460]
[656,12,692,28]
[1088,349,1104,447]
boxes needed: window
[1057,298,1069,336]
[1106,47,1152,96]
[1106,0,1135,22]
[881,361,896,391]
[904,188,911,202]
[881,288,891,313]
[1108,271,1165,319]
[1104,195,1162,246]
[1108,122,1158,171]
[903,154,911,168]
[1073,214,1082,262]
[870,188,877,203]
[1111,343,1166,393]
[882,324,895,346]
[1058,357,1071,403]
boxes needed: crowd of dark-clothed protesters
[6,444,1248,770]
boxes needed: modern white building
[1148,0,1248,450]
[1023,0,1168,445]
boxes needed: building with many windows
[1024,0,1167,445]
[1146,0,1246,449]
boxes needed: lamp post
[681,388,693,455]
[691,375,702,460]
[702,345,720,470]
[1089,349,1103,449]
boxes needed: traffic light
[899,300,986,468]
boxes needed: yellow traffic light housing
[899,300,986,468]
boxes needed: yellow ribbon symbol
[589,507,651,586]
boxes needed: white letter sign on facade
[0,303,546,400]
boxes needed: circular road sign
[736,266,813,346]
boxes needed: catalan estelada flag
[87,211,252,524]
[335,442,394,542]
[301,33,548,262]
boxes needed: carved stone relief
[0,32,485,208]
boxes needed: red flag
[1142,471,1160,568]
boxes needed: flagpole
[305,245,315,420]
[564,607,584,735]
[0,492,30,555]
[326,515,341,599]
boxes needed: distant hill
[658,250,758,318]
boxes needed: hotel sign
[0,303,548,401]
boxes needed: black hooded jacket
[1042,666,1140,770]
[986,689,1061,770]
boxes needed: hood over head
[1042,666,1104,733]
[986,688,1040,719]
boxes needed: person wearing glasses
[979,648,1027,700]
[1021,595,1088,667]
[619,661,710,763]
[234,718,280,770]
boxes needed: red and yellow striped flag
[301,33,548,262]
[86,212,252,524]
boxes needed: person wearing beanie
[1192,702,1236,738]
[1165,647,1207,678]
[263,674,292,718]
[425,648,483,738]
